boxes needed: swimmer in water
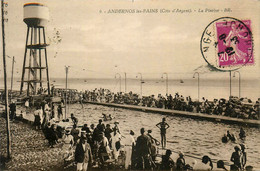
[202,155,213,170]
[222,134,228,143]
[102,113,107,121]
[217,160,228,171]
[156,117,170,148]
[108,114,112,120]
[239,128,246,139]
[227,130,236,142]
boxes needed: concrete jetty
[85,101,260,127]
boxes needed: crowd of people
[4,87,257,170]
[27,86,259,121]
[6,94,254,171]
[41,115,250,171]
[63,88,259,120]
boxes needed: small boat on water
[180,79,184,83]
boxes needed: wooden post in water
[1,0,11,159]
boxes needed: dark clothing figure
[43,125,52,145]
[97,123,105,132]
[231,146,242,170]
[97,119,105,133]
[75,138,92,170]
[75,140,91,162]
[82,124,91,134]
[176,155,185,170]
[136,134,151,158]
[41,100,46,113]
[217,160,228,171]
[9,102,16,120]
[202,155,213,170]
[227,131,236,142]
[49,125,59,147]
[104,125,113,147]
[57,104,63,120]
[161,150,175,170]
[135,128,152,170]
[71,126,80,143]
[71,114,78,126]
[222,134,228,143]
[92,127,101,142]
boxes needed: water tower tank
[23,3,49,27]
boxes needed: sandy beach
[0,116,65,171]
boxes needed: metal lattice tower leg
[20,26,50,96]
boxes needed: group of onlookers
[80,88,259,120]
[46,117,250,171]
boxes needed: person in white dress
[124,130,135,169]
[111,128,122,161]
[62,129,74,159]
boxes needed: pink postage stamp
[216,20,253,67]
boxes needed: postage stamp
[216,20,253,66]
[200,17,254,71]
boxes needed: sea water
[2,77,259,101]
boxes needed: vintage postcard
[0,0,259,170]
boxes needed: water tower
[20,3,50,96]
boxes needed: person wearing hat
[113,121,120,134]
[62,129,74,159]
[230,145,242,170]
[81,130,87,140]
[124,130,135,169]
[75,137,92,171]
[161,149,175,170]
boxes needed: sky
[0,0,259,80]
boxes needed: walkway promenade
[85,101,260,127]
